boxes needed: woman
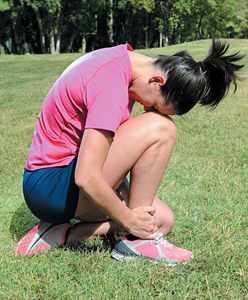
[14,39,243,264]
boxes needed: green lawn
[0,39,247,299]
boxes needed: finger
[153,226,158,233]
[143,206,156,215]
[144,230,159,240]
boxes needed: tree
[0,0,246,54]
[60,0,109,53]
[227,0,248,38]
[8,0,25,54]
[153,0,194,45]
[19,0,62,53]
[113,0,156,49]
[129,0,155,48]
[0,0,11,53]
[189,0,235,40]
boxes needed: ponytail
[200,39,244,108]
[154,39,244,115]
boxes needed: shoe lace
[153,232,173,249]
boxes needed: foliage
[0,0,248,54]
[227,0,248,38]
[0,0,9,10]
[0,0,247,53]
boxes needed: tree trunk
[66,32,75,53]
[164,36,168,46]
[1,41,11,54]
[9,0,21,54]
[145,12,149,48]
[10,24,18,53]
[159,32,168,47]
[34,9,45,53]
[93,14,98,50]
[55,36,61,54]
[82,36,86,53]
[54,7,62,53]
[159,32,166,47]
[50,37,56,54]
[197,16,204,40]
[109,0,114,45]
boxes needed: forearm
[78,173,133,230]
[75,128,157,239]
[77,172,158,239]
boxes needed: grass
[0,39,247,299]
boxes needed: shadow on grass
[68,237,113,255]
[9,202,39,240]
[9,202,114,254]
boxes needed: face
[128,77,176,115]
[138,94,176,115]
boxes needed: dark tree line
[0,0,247,54]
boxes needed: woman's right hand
[125,206,159,239]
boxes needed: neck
[128,51,155,81]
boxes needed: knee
[158,115,177,144]
[147,112,177,145]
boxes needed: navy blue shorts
[23,158,79,224]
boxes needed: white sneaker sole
[111,249,194,266]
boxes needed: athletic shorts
[23,158,79,224]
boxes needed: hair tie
[198,61,206,72]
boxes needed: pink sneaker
[111,232,193,265]
[14,221,72,256]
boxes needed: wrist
[120,209,136,233]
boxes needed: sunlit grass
[0,39,247,299]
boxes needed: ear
[149,75,167,86]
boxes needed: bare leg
[67,111,176,244]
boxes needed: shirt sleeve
[84,63,130,133]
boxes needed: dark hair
[154,39,244,115]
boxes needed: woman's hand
[125,206,159,239]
